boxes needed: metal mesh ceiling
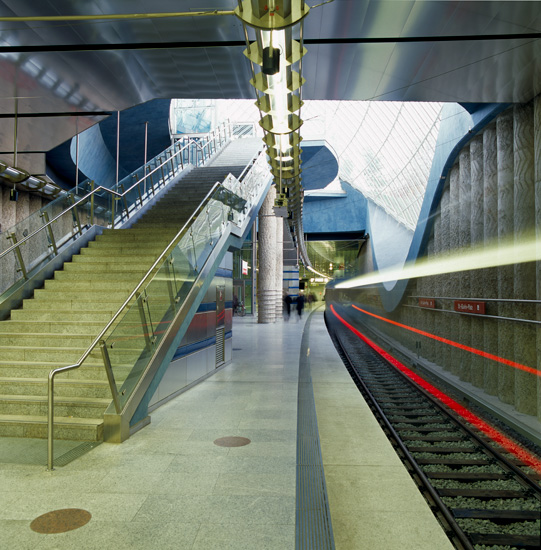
[173,98,443,230]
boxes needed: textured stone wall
[0,188,47,293]
[414,100,540,420]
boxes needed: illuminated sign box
[454,300,486,314]
[418,298,435,308]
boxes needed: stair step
[0,377,111,398]
[33,289,131,302]
[10,310,115,323]
[71,254,159,264]
[22,299,122,312]
[0,146,257,443]
[0,394,110,418]
[0,320,106,334]
[0,346,87,362]
[53,271,146,282]
[63,262,152,273]
[0,344,139,363]
[0,333,95,348]
[0,414,103,441]
[0,360,131,380]
[44,279,138,291]
[85,241,163,251]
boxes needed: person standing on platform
[283,291,292,321]
[296,290,305,319]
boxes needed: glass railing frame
[108,147,270,426]
[46,141,268,471]
[0,121,232,300]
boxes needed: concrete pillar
[470,135,485,387]
[449,163,460,376]
[497,108,515,405]
[433,200,444,366]
[534,95,541,423]
[440,182,452,371]
[513,102,537,415]
[483,123,499,396]
[257,186,277,323]
[458,148,472,381]
[275,217,283,319]
[424,236,435,362]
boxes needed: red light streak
[351,304,540,377]
[330,304,541,475]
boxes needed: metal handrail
[46,146,264,471]
[0,122,230,264]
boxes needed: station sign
[418,298,435,308]
[454,300,486,314]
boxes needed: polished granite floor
[0,309,453,549]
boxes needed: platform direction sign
[454,300,486,314]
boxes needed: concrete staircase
[0,139,260,442]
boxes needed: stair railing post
[206,208,213,245]
[146,165,155,195]
[68,194,83,236]
[136,291,154,349]
[47,372,55,471]
[160,157,165,186]
[190,229,198,270]
[169,150,175,176]
[164,259,178,310]
[90,180,95,224]
[40,211,58,256]
[6,232,27,279]
[111,195,115,229]
[99,341,122,413]
[119,184,130,220]
[142,290,156,344]
[179,143,184,170]
[133,174,144,208]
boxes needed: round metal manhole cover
[30,508,92,534]
[213,436,251,448]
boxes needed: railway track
[325,308,541,550]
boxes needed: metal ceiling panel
[0,0,540,170]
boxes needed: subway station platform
[0,309,452,549]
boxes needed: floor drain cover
[213,436,251,447]
[30,508,92,534]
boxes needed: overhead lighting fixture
[235,0,312,267]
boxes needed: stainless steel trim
[0,122,231,263]
[403,304,541,325]
[45,122,234,469]
[411,295,541,304]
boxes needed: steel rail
[325,312,475,550]
[326,311,541,548]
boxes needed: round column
[513,102,536,415]
[483,123,499,396]
[275,217,284,319]
[258,186,277,324]
[497,108,515,405]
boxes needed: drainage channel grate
[54,441,102,467]
[296,312,335,550]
